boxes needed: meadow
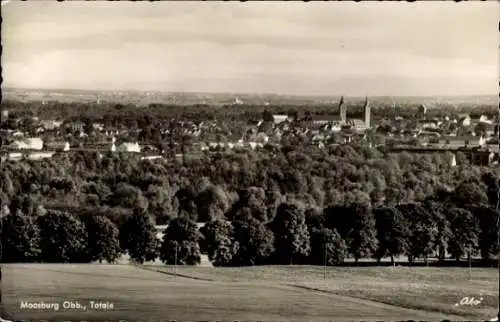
[2,264,497,321]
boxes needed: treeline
[1,99,497,125]
[2,197,498,266]
[1,142,499,265]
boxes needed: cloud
[2,1,498,95]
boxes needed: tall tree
[271,201,311,264]
[425,201,452,262]
[480,172,500,207]
[309,227,346,266]
[452,180,488,207]
[173,187,199,222]
[226,187,269,223]
[196,185,229,222]
[397,203,438,264]
[1,210,41,263]
[345,203,378,263]
[446,207,480,262]
[37,210,88,263]
[200,219,235,264]
[231,217,274,266]
[373,206,410,265]
[120,210,158,264]
[468,205,500,260]
[81,213,121,263]
[211,235,239,267]
[160,216,201,265]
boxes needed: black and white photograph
[1,1,499,321]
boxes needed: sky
[2,1,499,96]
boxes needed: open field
[2,264,498,321]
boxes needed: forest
[1,141,498,266]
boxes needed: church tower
[364,96,371,128]
[339,96,346,124]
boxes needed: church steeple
[339,96,346,124]
[364,96,370,128]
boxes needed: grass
[2,264,498,321]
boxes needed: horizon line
[2,86,498,99]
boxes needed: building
[92,123,105,131]
[7,152,23,161]
[479,115,492,124]
[458,114,471,127]
[140,155,163,161]
[9,137,44,150]
[294,97,371,132]
[272,115,289,124]
[420,121,439,130]
[329,121,343,133]
[115,142,141,153]
[26,152,54,160]
[312,115,340,126]
[343,97,371,133]
[438,135,485,148]
[347,119,368,132]
[44,141,70,152]
[66,121,85,133]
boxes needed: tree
[397,203,437,264]
[173,187,199,222]
[373,206,410,265]
[446,207,480,262]
[1,210,41,263]
[160,240,201,266]
[226,187,268,223]
[480,172,499,206]
[474,122,490,137]
[37,210,88,263]
[196,185,229,222]
[425,201,452,262]
[345,203,378,263]
[120,210,158,264]
[200,219,235,264]
[469,205,500,260]
[323,205,350,238]
[159,216,201,265]
[452,180,488,207]
[211,235,239,267]
[231,217,274,266]
[81,213,121,263]
[144,183,175,225]
[309,228,346,266]
[305,206,325,233]
[107,182,149,211]
[271,201,311,264]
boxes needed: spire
[364,96,371,128]
[339,96,346,124]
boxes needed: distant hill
[1,87,497,106]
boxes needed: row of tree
[2,196,498,265]
[2,99,497,125]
